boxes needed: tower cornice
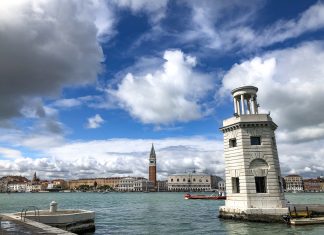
[220,114,278,133]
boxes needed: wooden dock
[288,204,324,225]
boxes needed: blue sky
[1,0,324,180]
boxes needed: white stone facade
[116,177,154,192]
[7,182,27,192]
[284,175,304,192]
[167,173,212,192]
[219,86,288,221]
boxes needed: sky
[1,0,324,180]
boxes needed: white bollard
[50,201,58,213]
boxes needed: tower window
[229,138,237,148]
[255,177,267,193]
[232,177,240,193]
[250,136,261,145]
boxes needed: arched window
[249,158,269,193]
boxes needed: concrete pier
[0,214,75,234]
[17,202,95,234]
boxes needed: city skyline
[1,0,324,179]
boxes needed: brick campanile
[149,144,157,187]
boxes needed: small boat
[184,193,226,200]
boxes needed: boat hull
[184,194,226,200]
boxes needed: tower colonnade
[232,86,259,115]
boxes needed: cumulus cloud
[109,50,214,124]
[1,136,324,179]
[0,137,224,179]
[86,114,105,129]
[221,41,324,143]
[0,0,110,124]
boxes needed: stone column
[241,94,245,115]
[247,98,251,114]
[233,97,238,114]
[236,99,241,115]
[250,95,255,114]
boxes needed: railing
[20,206,40,222]
[288,206,311,218]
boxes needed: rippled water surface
[1,192,324,234]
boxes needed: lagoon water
[1,192,324,234]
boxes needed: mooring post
[306,206,309,218]
[288,206,291,217]
[294,206,297,217]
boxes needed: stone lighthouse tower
[219,86,288,222]
[149,144,157,188]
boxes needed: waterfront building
[283,175,304,192]
[218,180,226,191]
[134,179,154,192]
[7,182,28,192]
[68,177,123,190]
[52,179,68,189]
[149,144,157,188]
[219,86,287,222]
[157,180,168,192]
[167,172,214,192]
[26,183,42,192]
[303,178,323,192]
[116,177,152,192]
[0,176,29,192]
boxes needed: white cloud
[1,136,324,179]
[0,137,225,179]
[0,147,23,159]
[109,50,214,124]
[221,41,324,143]
[52,98,83,109]
[86,114,105,129]
[181,1,324,52]
[112,0,168,23]
[258,2,324,47]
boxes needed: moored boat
[184,193,226,200]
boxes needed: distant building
[218,180,226,191]
[168,172,216,192]
[157,180,168,192]
[149,144,157,188]
[68,177,123,190]
[116,177,153,192]
[304,178,323,192]
[0,175,29,192]
[284,175,304,192]
[52,179,68,189]
[7,182,27,192]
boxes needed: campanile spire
[149,144,157,188]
